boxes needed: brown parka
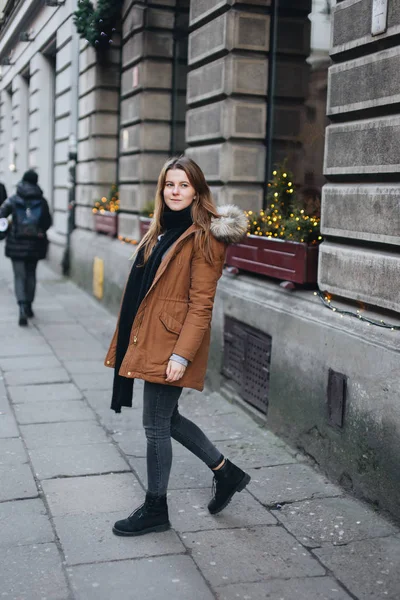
[104,205,247,391]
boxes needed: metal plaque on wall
[371,0,389,36]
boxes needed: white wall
[309,0,336,64]
[0,88,14,193]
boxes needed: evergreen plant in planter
[226,166,322,285]
[73,0,123,53]
[92,184,119,237]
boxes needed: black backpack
[14,199,43,239]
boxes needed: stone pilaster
[117,0,188,239]
[11,75,29,178]
[75,40,121,232]
[0,89,13,193]
[51,17,79,241]
[29,53,56,203]
[320,0,400,313]
[185,0,311,210]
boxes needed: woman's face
[163,169,196,212]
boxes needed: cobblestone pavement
[1,254,400,600]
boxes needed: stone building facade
[1,0,400,518]
[0,0,311,269]
[0,0,80,266]
[67,0,313,307]
[320,0,400,315]
[211,0,400,520]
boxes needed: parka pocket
[159,311,183,335]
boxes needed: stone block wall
[320,0,400,313]
[51,17,79,259]
[75,41,121,233]
[186,2,269,210]
[117,0,188,239]
[185,0,311,210]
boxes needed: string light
[315,291,400,330]
[245,166,322,244]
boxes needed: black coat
[0,181,52,261]
[0,183,7,206]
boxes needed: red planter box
[139,216,152,238]
[94,212,118,237]
[226,235,319,284]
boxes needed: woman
[0,170,51,326]
[105,156,250,537]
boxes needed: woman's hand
[165,359,186,383]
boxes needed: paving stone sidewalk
[1,254,399,600]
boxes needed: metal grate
[222,316,272,414]
[222,318,246,386]
[327,369,347,429]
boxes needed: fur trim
[210,204,248,244]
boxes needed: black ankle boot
[26,303,34,318]
[112,494,170,537]
[18,304,28,327]
[208,459,251,515]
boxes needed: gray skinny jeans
[143,381,223,496]
[11,260,38,305]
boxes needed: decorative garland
[73,0,124,50]
[315,291,400,331]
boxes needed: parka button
[133,336,138,345]
[128,372,132,376]
[106,361,110,365]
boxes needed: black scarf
[111,205,193,413]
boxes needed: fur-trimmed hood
[210,204,248,244]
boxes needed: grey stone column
[75,41,121,231]
[185,0,311,210]
[52,18,79,239]
[29,53,56,202]
[118,0,188,239]
[320,0,400,313]
[45,16,82,270]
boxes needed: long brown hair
[137,156,219,264]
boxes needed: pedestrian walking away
[105,156,251,537]
[0,180,7,206]
[0,169,52,326]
